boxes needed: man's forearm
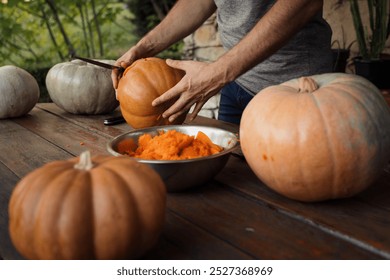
[135,0,217,58]
[214,0,324,83]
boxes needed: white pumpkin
[45,59,118,114]
[0,65,40,119]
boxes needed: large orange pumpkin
[116,57,186,128]
[8,151,166,259]
[240,73,390,202]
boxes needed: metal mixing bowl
[107,125,239,192]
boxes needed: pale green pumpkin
[0,65,40,119]
[46,59,118,114]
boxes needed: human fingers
[152,79,185,107]
[166,99,203,123]
[111,68,121,89]
[187,101,205,122]
[111,51,136,88]
[165,58,185,70]
[164,95,198,122]
[152,60,200,108]
[152,92,179,108]
[154,88,188,120]
[161,84,211,122]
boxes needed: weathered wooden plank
[13,107,111,156]
[355,169,390,210]
[0,119,72,177]
[0,117,74,260]
[143,210,253,260]
[0,118,75,259]
[0,162,23,260]
[36,103,130,138]
[215,156,390,258]
[167,182,384,259]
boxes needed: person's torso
[214,0,333,94]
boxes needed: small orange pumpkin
[240,73,390,202]
[8,151,166,259]
[116,57,186,128]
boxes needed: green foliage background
[0,0,181,101]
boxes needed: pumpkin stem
[74,150,94,171]
[298,77,319,93]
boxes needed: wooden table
[1,103,389,260]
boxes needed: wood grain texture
[216,157,390,258]
[0,162,23,260]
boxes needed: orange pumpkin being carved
[8,151,166,260]
[117,57,186,128]
[240,73,390,202]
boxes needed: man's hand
[111,0,217,91]
[111,47,140,90]
[152,59,227,122]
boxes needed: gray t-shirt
[214,0,333,95]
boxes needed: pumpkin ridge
[156,59,173,90]
[71,67,84,109]
[34,168,81,259]
[88,171,97,259]
[10,163,73,259]
[9,169,51,259]
[340,79,388,114]
[138,68,161,96]
[95,71,113,112]
[157,64,174,94]
[61,65,76,110]
[91,164,142,259]
[262,95,286,192]
[309,90,338,199]
[314,82,382,198]
[327,83,385,166]
[122,69,161,113]
[59,170,95,259]
[294,94,311,198]
[100,161,165,253]
[9,72,21,114]
[327,83,382,148]
[69,170,95,259]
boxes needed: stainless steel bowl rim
[107,124,239,164]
